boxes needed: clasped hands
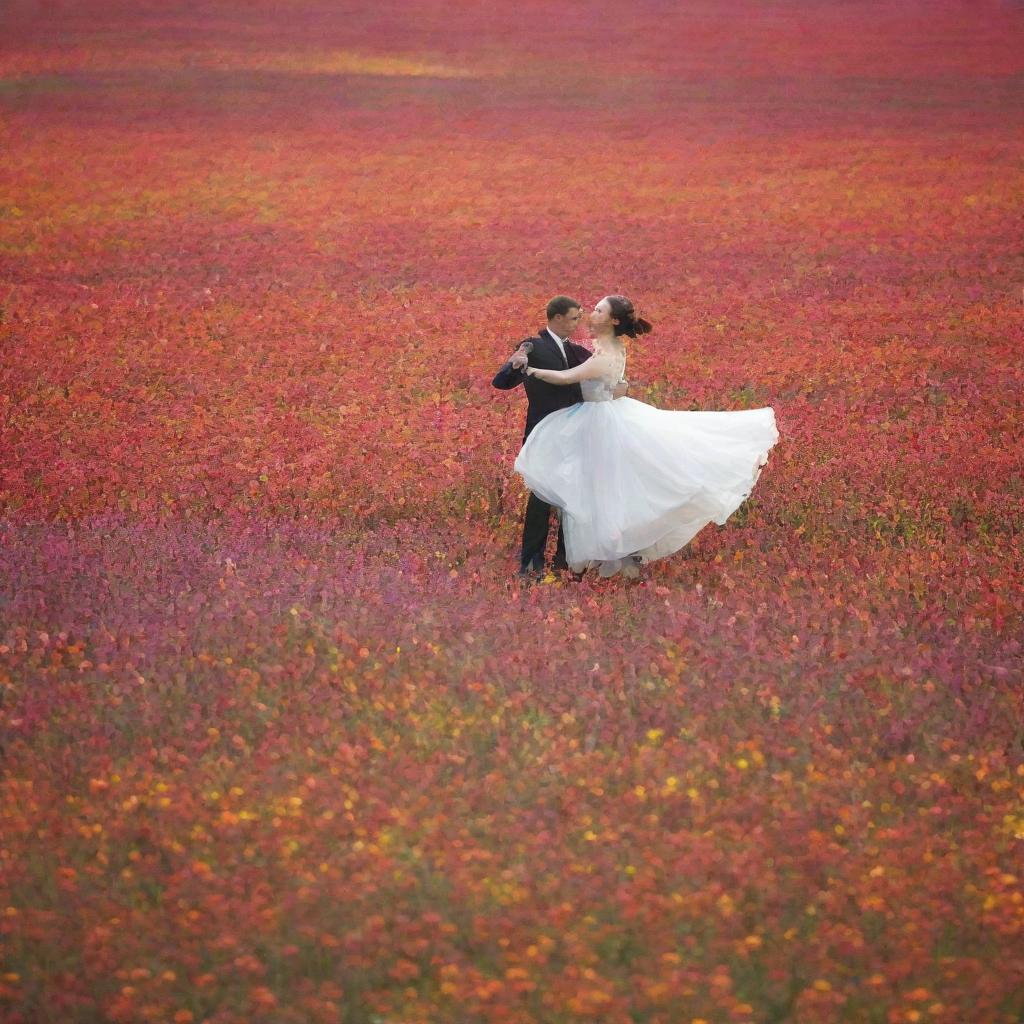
[509,344,531,370]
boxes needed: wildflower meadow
[1,1,1022,1022]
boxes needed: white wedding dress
[514,348,779,577]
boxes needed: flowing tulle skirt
[514,397,779,575]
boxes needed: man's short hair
[546,295,581,321]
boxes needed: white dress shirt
[546,327,568,365]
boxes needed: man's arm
[492,340,532,390]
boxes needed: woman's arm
[526,355,610,386]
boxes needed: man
[492,295,626,578]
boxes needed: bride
[514,295,779,578]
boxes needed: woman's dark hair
[607,295,653,338]
[546,295,582,320]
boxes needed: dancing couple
[492,295,779,580]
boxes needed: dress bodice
[580,350,626,403]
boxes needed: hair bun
[607,295,653,338]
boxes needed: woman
[514,295,779,578]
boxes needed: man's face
[550,306,582,339]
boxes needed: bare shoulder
[592,345,624,364]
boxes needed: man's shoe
[518,555,544,579]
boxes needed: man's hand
[612,380,629,400]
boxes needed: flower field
[2,1,1023,1021]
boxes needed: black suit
[492,327,592,571]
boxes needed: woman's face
[589,297,617,331]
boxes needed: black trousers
[521,491,567,571]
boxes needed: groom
[492,295,625,577]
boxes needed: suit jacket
[492,327,592,441]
